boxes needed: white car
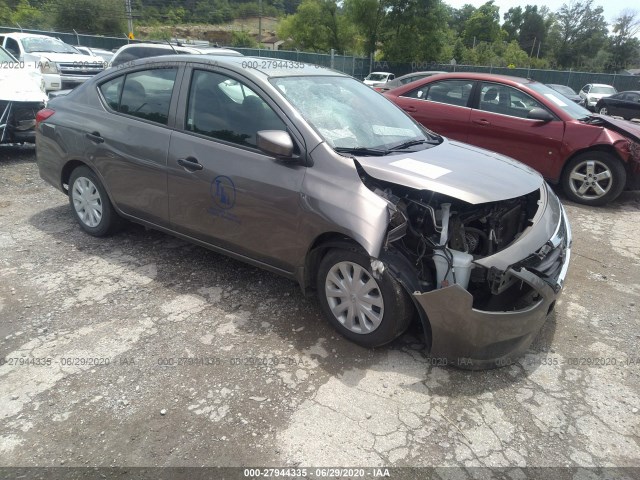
[363,71,395,86]
[0,32,105,92]
[579,83,617,111]
[0,46,48,144]
[73,46,114,64]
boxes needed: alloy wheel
[567,159,613,201]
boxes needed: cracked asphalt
[1,145,639,477]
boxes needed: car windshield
[528,82,592,119]
[591,86,616,94]
[270,75,439,152]
[549,85,576,96]
[22,36,79,54]
[365,73,388,81]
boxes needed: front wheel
[598,107,608,115]
[316,248,414,347]
[561,152,626,206]
[68,166,123,236]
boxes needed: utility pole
[258,0,262,48]
[125,0,134,38]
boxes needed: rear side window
[403,80,473,107]
[99,76,123,110]
[99,68,178,125]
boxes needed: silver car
[35,55,571,369]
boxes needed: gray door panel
[167,132,306,271]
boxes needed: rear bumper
[414,203,572,369]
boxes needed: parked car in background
[109,43,241,68]
[0,33,105,91]
[595,91,640,120]
[363,71,395,86]
[546,84,582,104]
[384,73,640,205]
[74,46,114,64]
[0,46,48,144]
[35,54,571,369]
[579,83,617,111]
[372,71,446,92]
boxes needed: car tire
[316,248,414,347]
[561,151,626,206]
[598,106,608,115]
[68,166,123,236]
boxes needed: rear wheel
[562,151,626,206]
[69,166,123,236]
[598,107,608,115]
[317,248,413,347]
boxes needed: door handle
[403,106,418,113]
[472,119,491,126]
[86,131,104,143]
[177,157,203,171]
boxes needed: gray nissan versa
[35,55,572,369]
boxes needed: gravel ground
[1,146,639,478]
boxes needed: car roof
[123,54,348,79]
[590,83,615,87]
[400,71,446,76]
[415,72,539,86]
[368,71,393,75]
[114,43,241,56]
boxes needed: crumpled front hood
[0,69,48,102]
[355,138,544,204]
[594,114,640,143]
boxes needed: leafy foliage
[0,0,638,72]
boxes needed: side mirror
[257,130,295,159]
[528,107,554,122]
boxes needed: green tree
[381,0,448,62]
[1,0,13,24]
[53,0,127,35]
[503,39,529,67]
[547,0,608,68]
[608,9,640,70]
[519,6,546,58]
[231,30,258,47]
[277,0,352,52]
[343,0,386,59]
[448,4,476,37]
[502,6,523,42]
[463,1,501,47]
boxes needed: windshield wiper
[389,138,439,151]
[334,146,389,156]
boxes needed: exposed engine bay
[357,164,545,310]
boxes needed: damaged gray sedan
[35,55,571,369]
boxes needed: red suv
[385,73,640,205]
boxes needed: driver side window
[185,70,286,149]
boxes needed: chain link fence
[2,25,639,91]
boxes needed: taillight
[35,108,55,127]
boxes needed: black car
[595,91,640,120]
[546,84,582,104]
